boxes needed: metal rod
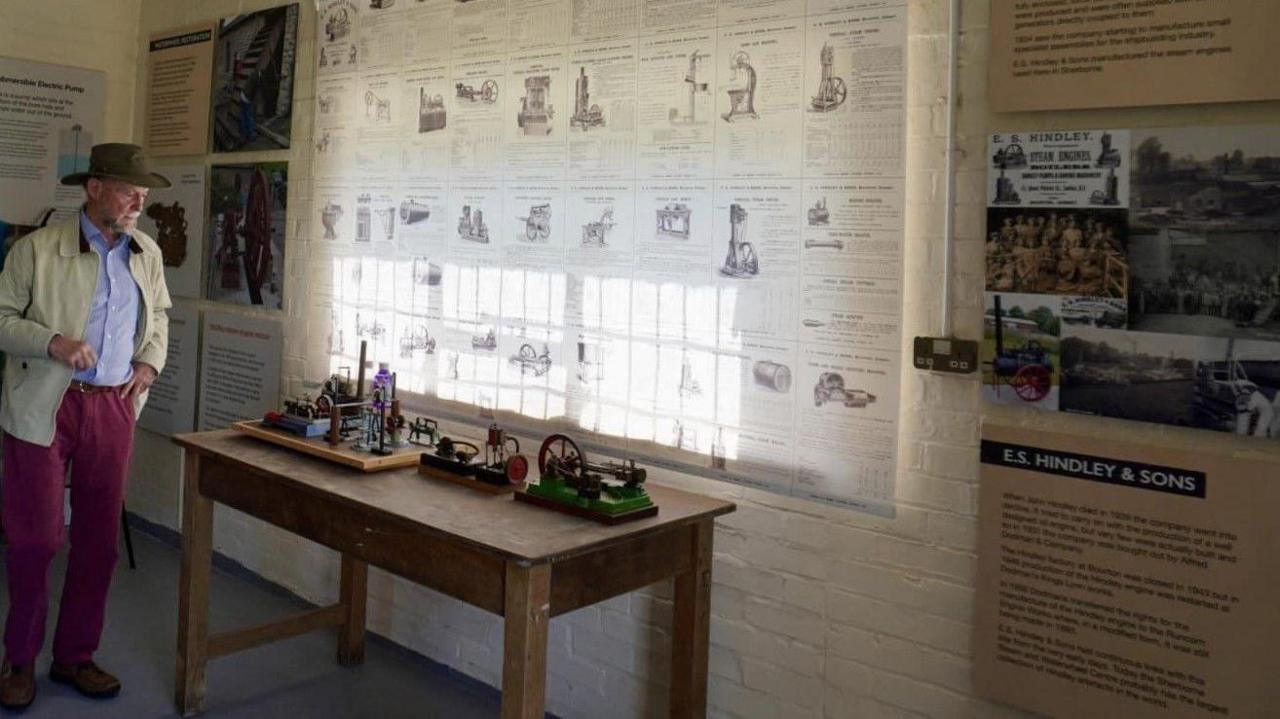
[941,0,961,337]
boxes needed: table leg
[338,553,368,665]
[501,561,551,719]
[670,520,713,718]
[176,451,214,716]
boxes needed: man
[0,144,171,709]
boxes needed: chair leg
[121,508,137,570]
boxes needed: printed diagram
[673,419,698,451]
[365,90,391,123]
[509,342,552,376]
[321,202,342,239]
[656,203,691,239]
[316,130,333,153]
[375,206,395,240]
[412,259,441,286]
[324,6,351,41]
[318,93,336,115]
[807,198,829,226]
[145,202,189,268]
[581,209,614,247]
[355,313,387,341]
[570,67,604,130]
[719,203,759,278]
[752,360,792,393]
[399,325,437,358]
[679,356,702,396]
[400,200,431,225]
[576,337,604,384]
[356,194,371,242]
[813,372,876,408]
[517,76,554,136]
[669,50,709,125]
[419,90,446,133]
[472,327,497,350]
[517,204,551,242]
[722,51,758,122]
[458,204,490,243]
[1092,132,1123,206]
[809,43,846,112]
[456,79,499,104]
[991,144,1024,205]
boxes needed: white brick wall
[85,0,1280,716]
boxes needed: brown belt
[68,380,123,394]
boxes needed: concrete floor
[0,527,503,718]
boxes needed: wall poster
[144,24,216,156]
[0,56,104,227]
[197,310,282,431]
[983,126,1280,442]
[309,0,909,514]
[138,300,200,436]
[975,423,1280,718]
[989,0,1280,112]
[136,164,206,300]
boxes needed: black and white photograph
[1189,338,1280,438]
[212,4,299,152]
[1061,296,1127,329]
[985,207,1129,298]
[1127,126,1280,340]
[1060,328,1213,427]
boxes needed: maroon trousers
[2,389,134,665]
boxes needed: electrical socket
[913,336,978,374]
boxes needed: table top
[174,430,735,564]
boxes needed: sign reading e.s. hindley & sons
[974,424,1280,719]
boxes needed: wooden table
[172,430,735,718]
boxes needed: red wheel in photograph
[1012,364,1051,402]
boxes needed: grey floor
[0,528,503,718]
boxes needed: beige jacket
[0,217,171,446]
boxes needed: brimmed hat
[60,143,171,189]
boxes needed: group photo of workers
[985,208,1129,298]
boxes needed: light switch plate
[913,336,979,374]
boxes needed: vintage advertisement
[138,300,200,436]
[309,1,909,513]
[144,24,216,156]
[197,311,283,431]
[975,424,1280,718]
[212,4,299,152]
[135,164,206,300]
[206,162,288,308]
[989,0,1280,112]
[984,126,1280,441]
[0,57,104,226]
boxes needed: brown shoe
[49,661,120,699]
[0,661,35,710]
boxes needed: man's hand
[48,334,97,370]
[120,362,158,401]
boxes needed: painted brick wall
[107,1,1280,718]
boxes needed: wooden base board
[514,490,659,525]
[417,463,524,495]
[232,421,422,472]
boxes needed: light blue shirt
[75,212,139,386]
